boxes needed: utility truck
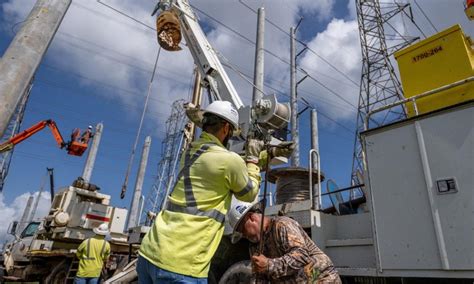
[1,180,131,283]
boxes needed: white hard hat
[203,101,239,130]
[228,199,259,244]
[184,101,239,133]
[88,125,93,129]
[93,223,109,236]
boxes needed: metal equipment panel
[363,103,474,272]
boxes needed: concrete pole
[0,0,72,137]
[311,109,319,155]
[82,123,103,182]
[127,136,152,229]
[137,194,145,225]
[290,27,300,166]
[310,109,320,209]
[18,195,34,234]
[252,7,265,105]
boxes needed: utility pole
[310,109,319,155]
[0,0,71,137]
[290,27,299,166]
[82,123,103,183]
[310,109,320,209]
[18,195,34,234]
[47,168,54,202]
[252,7,265,105]
[128,136,152,229]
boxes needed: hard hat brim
[93,227,109,236]
[185,108,241,137]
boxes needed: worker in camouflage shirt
[229,202,341,283]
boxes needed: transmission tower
[0,79,33,192]
[141,99,188,222]
[351,0,419,187]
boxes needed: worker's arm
[265,222,315,279]
[76,240,86,259]
[227,153,261,202]
[103,242,111,266]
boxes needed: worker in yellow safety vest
[75,223,111,284]
[138,100,293,283]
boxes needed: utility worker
[75,223,111,284]
[229,201,341,284]
[80,125,94,144]
[138,101,268,283]
[71,128,81,142]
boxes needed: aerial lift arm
[0,119,88,156]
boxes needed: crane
[0,119,89,157]
[152,0,290,141]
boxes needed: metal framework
[0,79,33,192]
[141,99,188,222]
[351,0,418,186]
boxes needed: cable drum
[267,167,325,205]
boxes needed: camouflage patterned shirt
[250,216,340,284]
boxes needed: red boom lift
[0,120,88,156]
[466,0,474,20]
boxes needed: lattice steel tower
[0,79,33,192]
[351,0,418,186]
[141,99,188,222]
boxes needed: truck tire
[218,260,255,284]
[44,259,69,284]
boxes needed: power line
[95,0,155,31]
[191,4,357,111]
[87,1,357,115]
[412,0,438,33]
[34,76,171,122]
[237,0,360,87]
[218,53,355,135]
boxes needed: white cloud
[1,0,470,124]
[299,18,360,122]
[0,192,50,244]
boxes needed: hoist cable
[120,47,161,199]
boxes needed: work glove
[269,141,295,158]
[245,139,265,164]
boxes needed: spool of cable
[267,167,325,205]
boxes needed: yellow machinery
[395,24,474,117]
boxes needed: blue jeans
[74,277,99,284]
[137,256,208,284]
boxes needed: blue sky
[0,0,471,240]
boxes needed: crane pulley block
[156,10,182,51]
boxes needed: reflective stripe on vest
[234,179,254,197]
[166,143,226,224]
[83,238,107,260]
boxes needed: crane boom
[154,0,290,139]
[158,0,243,108]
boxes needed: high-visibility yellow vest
[139,132,260,278]
[76,236,110,278]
